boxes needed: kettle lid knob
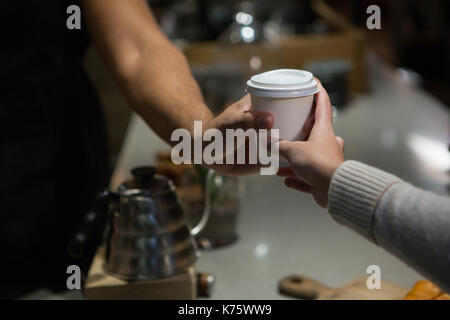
[120,166,170,193]
[131,166,156,180]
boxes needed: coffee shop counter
[109,56,449,299]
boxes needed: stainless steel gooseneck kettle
[69,166,213,281]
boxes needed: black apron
[0,0,110,295]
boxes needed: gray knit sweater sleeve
[328,160,450,292]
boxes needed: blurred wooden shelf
[182,0,367,94]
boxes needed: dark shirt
[0,0,110,293]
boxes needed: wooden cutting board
[279,275,409,300]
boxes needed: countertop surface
[108,55,449,299]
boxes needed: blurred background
[85,0,449,166]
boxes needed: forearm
[373,182,450,292]
[115,42,212,144]
[328,161,450,292]
[81,0,212,144]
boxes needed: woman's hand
[277,81,344,208]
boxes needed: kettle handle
[68,189,116,260]
[190,169,214,237]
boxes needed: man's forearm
[116,42,213,144]
[81,0,212,144]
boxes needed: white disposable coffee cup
[247,69,319,166]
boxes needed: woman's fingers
[336,136,345,151]
[276,167,296,177]
[277,140,306,163]
[309,79,333,139]
[300,106,315,140]
[284,177,312,194]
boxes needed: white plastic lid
[246,69,318,98]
